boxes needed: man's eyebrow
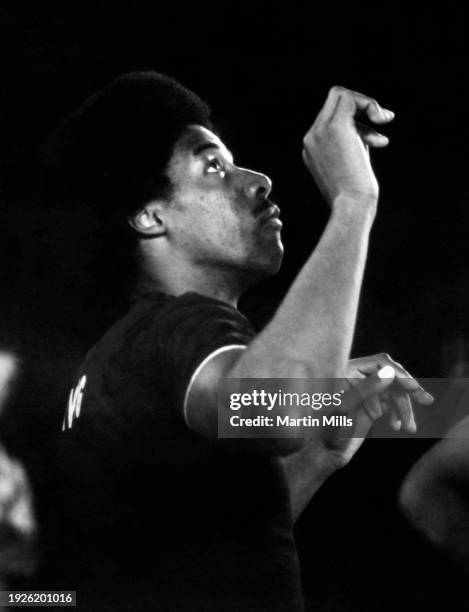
[193,142,220,156]
[192,141,234,162]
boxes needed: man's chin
[247,244,284,282]
[267,247,284,276]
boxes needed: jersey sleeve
[142,292,255,421]
[60,291,256,459]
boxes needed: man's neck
[137,258,244,308]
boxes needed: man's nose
[242,169,273,201]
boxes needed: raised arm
[186,87,395,451]
[231,87,392,381]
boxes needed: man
[43,72,432,611]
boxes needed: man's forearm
[231,196,375,381]
[282,442,343,523]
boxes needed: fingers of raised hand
[319,86,394,128]
[355,122,390,148]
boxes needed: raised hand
[302,86,394,206]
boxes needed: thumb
[342,365,396,412]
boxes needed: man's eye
[206,159,224,174]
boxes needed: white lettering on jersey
[62,374,87,431]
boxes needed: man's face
[163,125,284,282]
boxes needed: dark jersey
[54,291,304,611]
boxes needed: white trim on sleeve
[183,344,247,429]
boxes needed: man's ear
[127,201,167,237]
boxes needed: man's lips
[257,203,281,224]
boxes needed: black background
[1,4,468,610]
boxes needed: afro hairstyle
[42,71,213,220]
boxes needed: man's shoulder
[61,290,255,433]
[92,291,254,362]
[96,290,253,349]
